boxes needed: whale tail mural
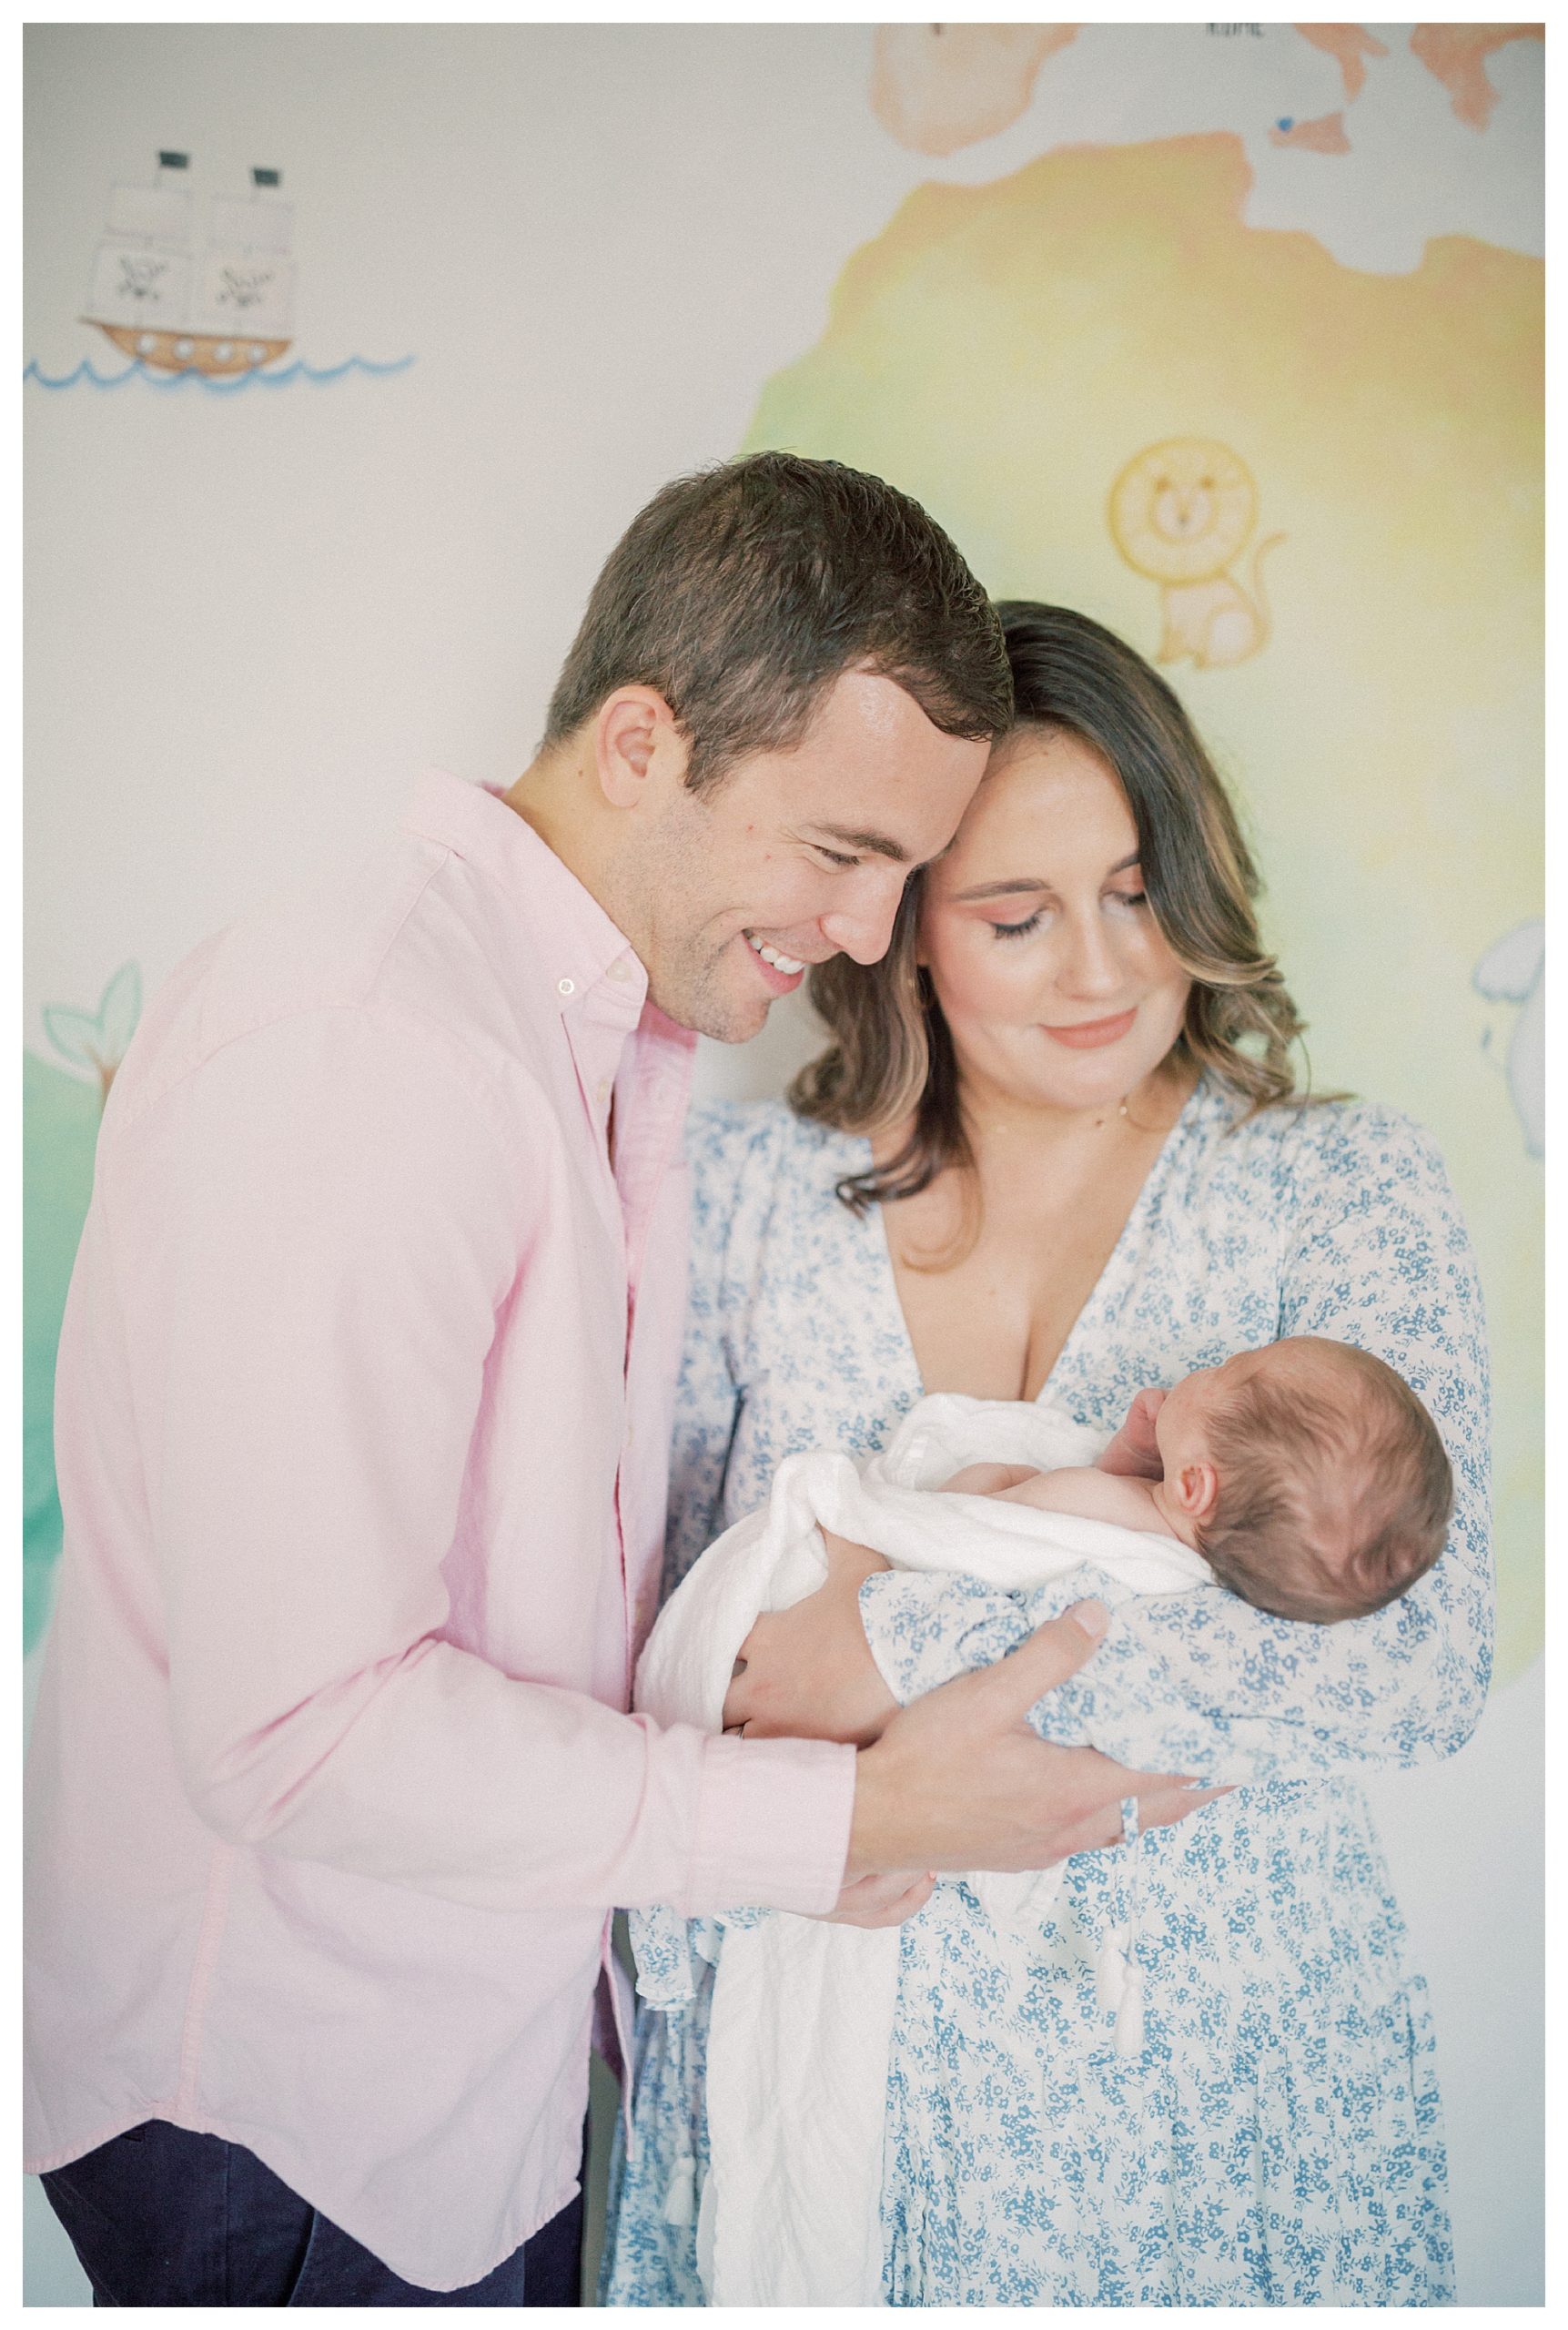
[25,962,145,1650]
[1475,919,1544,1158]
[43,959,142,1101]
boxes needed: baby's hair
[1196,1340,1453,1625]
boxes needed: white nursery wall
[25,23,1543,2306]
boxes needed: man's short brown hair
[543,452,1013,792]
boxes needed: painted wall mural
[1108,439,1282,671]
[870,25,1078,156]
[26,147,414,394]
[22,26,1542,1686]
[866,21,1543,164]
[744,122,1542,1677]
[24,967,143,1652]
[1474,921,1544,1160]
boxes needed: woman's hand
[1097,1384,1168,1479]
[722,1529,899,1748]
[815,1869,938,1928]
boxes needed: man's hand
[844,1601,1227,1880]
[723,1530,898,1748]
[1097,1385,1168,1480]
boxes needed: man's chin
[648,971,774,1046]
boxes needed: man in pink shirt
[25,455,1210,2304]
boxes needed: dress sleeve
[662,1108,750,1598]
[862,1106,1494,1788]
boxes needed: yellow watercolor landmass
[744,133,1543,1678]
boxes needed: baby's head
[1155,1337,1453,1625]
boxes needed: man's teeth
[747,934,805,977]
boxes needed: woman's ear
[594,686,686,810]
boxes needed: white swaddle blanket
[633,1393,1215,2308]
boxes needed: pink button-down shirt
[24,772,855,2290]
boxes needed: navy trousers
[40,2118,586,2306]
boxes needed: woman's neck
[956,1051,1199,1170]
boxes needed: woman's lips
[1041,1008,1138,1050]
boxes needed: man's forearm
[177,1628,856,1916]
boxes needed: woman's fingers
[1137,1783,1232,1830]
[720,1623,764,1728]
[1099,1387,1169,1479]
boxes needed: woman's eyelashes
[987,887,1147,940]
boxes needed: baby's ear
[1176,1460,1219,1525]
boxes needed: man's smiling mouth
[746,933,807,977]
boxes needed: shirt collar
[402,770,649,1019]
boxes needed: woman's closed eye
[988,889,1146,941]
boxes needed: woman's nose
[1056,911,1124,999]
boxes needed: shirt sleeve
[106,1011,852,1916]
[862,1105,1494,1788]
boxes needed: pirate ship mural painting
[82,150,294,380]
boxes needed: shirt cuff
[682,1731,856,1916]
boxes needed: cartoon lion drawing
[1108,438,1284,669]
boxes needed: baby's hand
[1097,1386,1168,1481]
[940,1462,1041,1496]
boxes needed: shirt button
[608,960,630,983]
[557,977,575,997]
[597,1078,610,1104]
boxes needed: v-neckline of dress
[844,1072,1218,1413]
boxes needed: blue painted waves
[25,353,416,392]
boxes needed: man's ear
[1174,1460,1219,1526]
[593,687,688,810]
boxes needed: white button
[557,977,575,997]
[608,960,630,983]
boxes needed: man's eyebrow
[805,823,914,865]
[948,852,1140,903]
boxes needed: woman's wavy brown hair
[790,600,1310,1217]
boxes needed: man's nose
[819,871,906,966]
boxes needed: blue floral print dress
[601,1077,1492,2307]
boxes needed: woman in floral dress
[602,603,1491,2306]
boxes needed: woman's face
[918,726,1192,1116]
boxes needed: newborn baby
[631,1335,1454,2305]
[944,1334,1452,1626]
